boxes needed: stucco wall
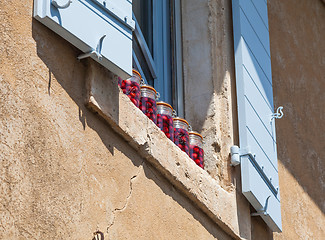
[182,0,237,189]
[269,0,325,239]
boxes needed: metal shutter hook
[271,106,284,121]
[251,195,271,217]
[77,35,106,61]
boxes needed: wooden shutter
[232,0,282,232]
[34,0,134,78]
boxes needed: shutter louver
[232,0,282,232]
[34,0,134,78]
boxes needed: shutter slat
[244,99,279,173]
[243,68,273,127]
[245,128,279,190]
[240,0,270,56]
[250,0,269,30]
[240,8,272,84]
[242,42,274,108]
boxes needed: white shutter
[34,0,134,78]
[232,0,282,232]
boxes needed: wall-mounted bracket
[51,0,72,9]
[230,145,255,166]
[251,195,271,217]
[77,35,106,61]
[271,106,284,121]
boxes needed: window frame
[132,0,184,117]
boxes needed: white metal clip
[51,0,72,9]
[251,195,271,216]
[271,106,284,121]
[77,35,106,61]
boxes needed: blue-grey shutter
[232,0,282,232]
[34,0,134,79]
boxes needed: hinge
[230,145,255,166]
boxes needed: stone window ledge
[85,62,244,240]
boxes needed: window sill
[85,61,244,240]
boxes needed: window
[132,0,184,117]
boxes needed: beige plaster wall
[182,0,237,189]
[0,1,232,239]
[268,0,325,239]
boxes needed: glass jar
[189,131,204,169]
[118,69,141,107]
[173,117,190,155]
[157,102,174,141]
[139,85,158,124]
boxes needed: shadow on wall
[142,161,233,240]
[31,17,122,156]
[269,0,325,215]
[31,18,235,239]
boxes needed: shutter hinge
[230,145,255,166]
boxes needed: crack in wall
[107,160,144,234]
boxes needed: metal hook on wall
[271,106,284,121]
[52,0,72,9]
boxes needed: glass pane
[133,0,153,54]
